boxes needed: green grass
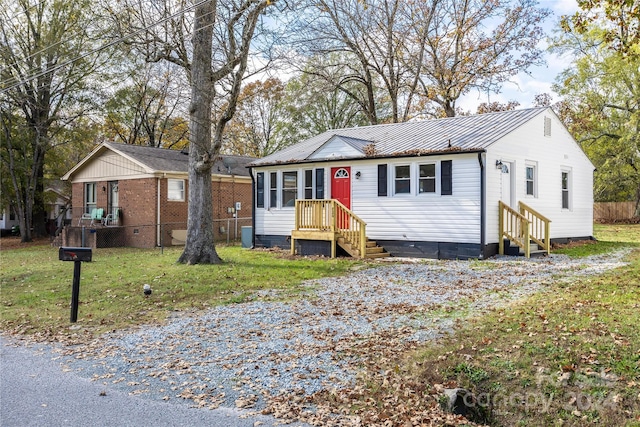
[0,244,367,341]
[552,223,640,257]
[326,224,640,426]
[409,249,640,426]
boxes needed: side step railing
[499,201,551,258]
[519,202,551,255]
[499,201,531,257]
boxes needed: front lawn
[0,244,365,342]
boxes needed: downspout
[249,166,256,248]
[478,152,486,259]
[157,177,162,246]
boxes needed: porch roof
[250,107,548,167]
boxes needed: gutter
[249,166,255,249]
[157,177,162,246]
[478,152,486,259]
[247,148,486,169]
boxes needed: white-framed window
[418,163,436,193]
[561,169,571,209]
[269,172,278,208]
[525,162,537,197]
[282,171,298,207]
[84,182,97,214]
[304,169,313,199]
[394,165,411,194]
[167,179,185,201]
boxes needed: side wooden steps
[503,239,548,258]
[338,237,390,259]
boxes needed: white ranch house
[248,107,595,259]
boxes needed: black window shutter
[378,164,388,197]
[315,168,324,199]
[256,172,264,208]
[441,160,452,195]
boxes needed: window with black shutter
[304,169,313,199]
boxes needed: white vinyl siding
[254,156,481,243]
[486,112,593,242]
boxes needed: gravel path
[51,251,629,418]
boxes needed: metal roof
[250,107,549,166]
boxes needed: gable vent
[544,116,551,137]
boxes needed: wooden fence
[593,202,638,222]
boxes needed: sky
[459,0,579,112]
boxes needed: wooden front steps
[338,237,389,259]
[292,199,390,259]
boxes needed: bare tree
[103,62,189,148]
[294,0,550,120]
[410,0,550,117]
[0,0,111,241]
[294,0,424,124]
[111,0,276,263]
[223,78,287,157]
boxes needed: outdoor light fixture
[495,160,503,169]
[355,171,361,179]
[143,284,152,297]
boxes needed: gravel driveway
[50,251,629,421]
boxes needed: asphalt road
[0,336,307,427]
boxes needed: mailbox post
[59,247,92,323]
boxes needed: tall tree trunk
[178,0,220,264]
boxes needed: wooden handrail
[499,201,531,258]
[519,202,551,255]
[333,200,367,258]
[294,199,367,258]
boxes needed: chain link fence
[61,217,252,249]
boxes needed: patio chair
[78,209,94,226]
[90,208,104,226]
[102,210,118,227]
[79,208,103,226]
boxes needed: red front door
[331,167,351,208]
[331,167,351,229]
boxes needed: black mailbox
[59,247,92,262]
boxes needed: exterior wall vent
[544,116,552,137]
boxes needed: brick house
[61,142,254,248]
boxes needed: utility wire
[0,0,213,94]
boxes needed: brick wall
[212,177,252,219]
[70,176,252,248]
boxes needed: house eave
[248,147,486,168]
